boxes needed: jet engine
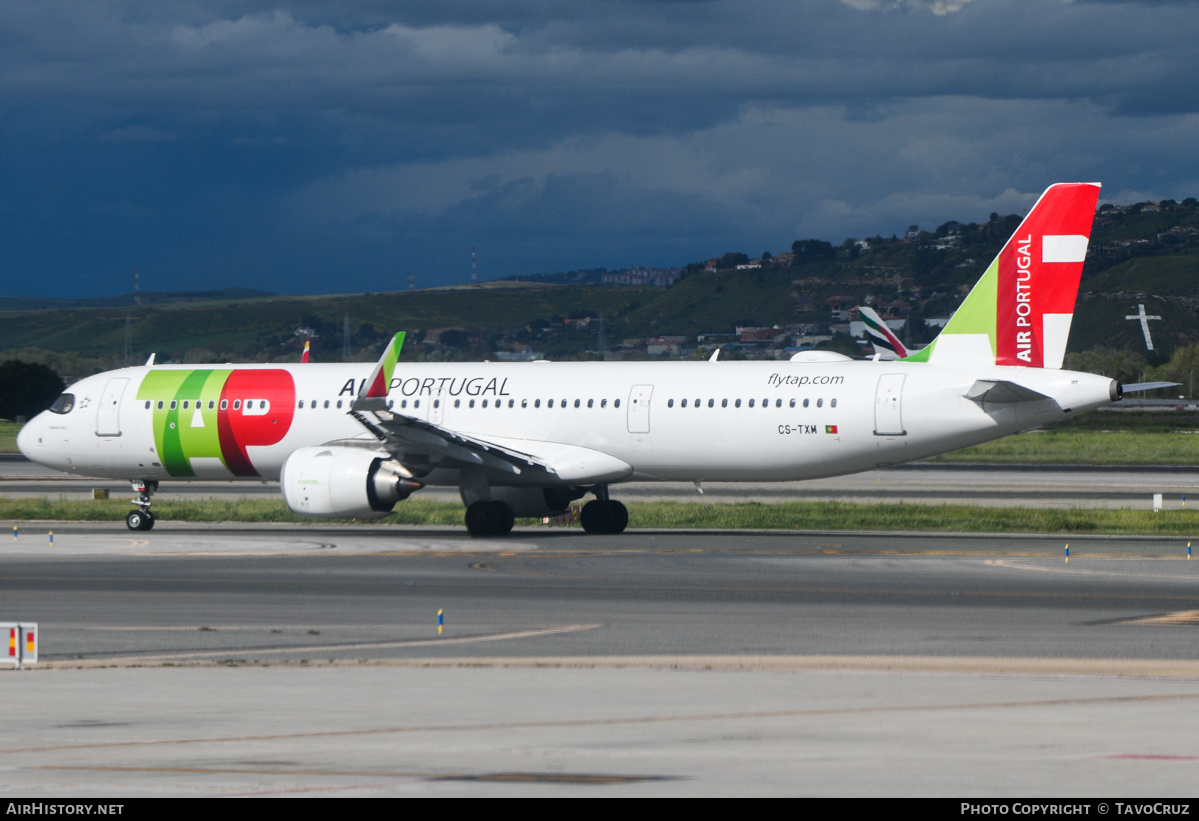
[280,446,422,519]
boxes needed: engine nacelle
[280,446,422,519]
[488,486,585,518]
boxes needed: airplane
[19,182,1130,537]
[857,305,911,360]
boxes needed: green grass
[4,496,1199,537]
[0,421,18,453]
[938,428,1199,465]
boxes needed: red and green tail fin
[903,182,1101,369]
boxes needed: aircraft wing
[349,400,633,484]
[347,332,631,484]
[349,402,549,476]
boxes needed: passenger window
[587,399,593,408]
[681,399,688,408]
[600,399,607,408]
[387,399,394,408]
[535,399,541,408]
[721,398,728,408]
[323,400,329,409]
[434,399,440,409]
[183,401,189,409]
[158,401,165,410]
[762,398,768,408]
[831,398,837,408]
[233,400,240,410]
[508,400,514,408]
[574,399,580,408]
[220,400,227,410]
[776,399,782,408]
[455,399,461,408]
[817,398,823,408]
[144,401,151,410]
[789,398,795,408]
[482,399,488,408]
[170,400,178,410]
[615,399,621,408]
[521,399,527,408]
[803,398,809,408]
[707,399,714,408]
[337,400,343,409]
[469,400,475,408]
[209,400,216,410]
[668,399,674,408]
[299,400,305,409]
[414,400,420,409]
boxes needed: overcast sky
[3,0,1198,297]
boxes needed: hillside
[3,196,1199,377]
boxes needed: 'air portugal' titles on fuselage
[336,375,512,399]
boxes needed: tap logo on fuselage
[137,370,296,477]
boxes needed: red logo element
[996,184,1101,367]
[217,370,296,476]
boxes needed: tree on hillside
[791,239,835,262]
[1064,347,1148,385]
[1148,343,1199,398]
[0,360,65,421]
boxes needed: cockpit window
[48,393,75,414]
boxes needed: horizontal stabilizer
[1122,381,1181,394]
[964,379,1053,405]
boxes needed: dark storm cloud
[3,0,1199,296]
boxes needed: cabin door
[627,385,653,434]
[96,377,129,437]
[873,373,906,436]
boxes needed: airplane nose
[16,418,37,458]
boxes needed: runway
[6,455,1199,507]
[4,526,1199,795]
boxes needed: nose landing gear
[126,480,158,531]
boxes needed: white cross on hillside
[1125,303,1162,351]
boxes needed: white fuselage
[18,359,1115,489]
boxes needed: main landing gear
[126,480,158,531]
[580,485,628,535]
[464,500,516,538]
[461,486,629,537]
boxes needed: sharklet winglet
[356,332,406,404]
